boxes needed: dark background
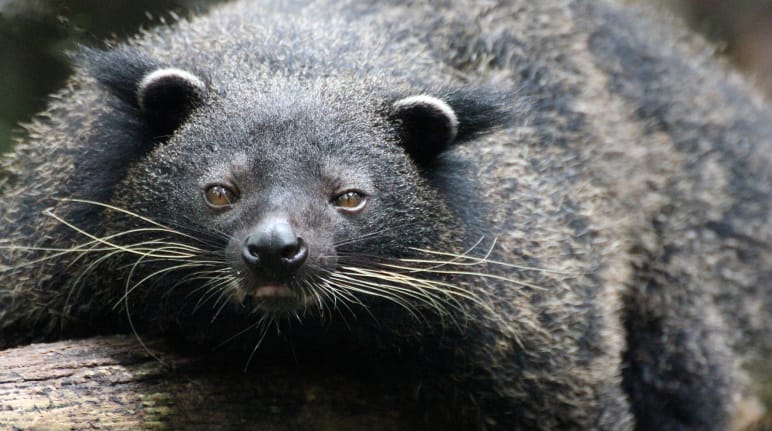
[0,0,770,154]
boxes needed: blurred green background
[0,0,770,154]
[0,0,219,154]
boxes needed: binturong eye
[332,190,367,213]
[203,183,239,208]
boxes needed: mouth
[239,282,311,313]
[254,284,294,298]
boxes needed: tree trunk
[0,335,442,430]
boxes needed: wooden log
[0,335,448,431]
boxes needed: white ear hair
[137,67,205,111]
[392,94,458,142]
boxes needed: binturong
[1,0,770,429]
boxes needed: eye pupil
[341,193,357,206]
[334,191,366,212]
[204,184,238,208]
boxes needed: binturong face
[81,49,508,332]
[131,77,439,315]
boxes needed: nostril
[246,243,261,258]
[242,236,262,267]
[280,246,295,259]
[281,237,308,267]
[279,239,301,260]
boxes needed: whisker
[210,281,239,323]
[332,222,424,248]
[408,246,575,275]
[56,198,191,237]
[325,275,428,324]
[215,314,266,350]
[339,266,485,305]
[42,205,209,256]
[193,277,236,313]
[243,317,273,372]
[120,251,168,368]
[378,263,547,292]
[115,259,206,309]
[312,273,363,323]
[44,209,200,259]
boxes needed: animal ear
[391,90,510,166]
[85,48,206,138]
[391,95,459,166]
[136,67,206,136]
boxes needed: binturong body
[1,0,770,429]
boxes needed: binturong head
[74,46,510,328]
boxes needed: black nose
[242,218,308,277]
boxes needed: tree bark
[0,335,439,431]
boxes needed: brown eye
[333,190,366,213]
[204,184,239,208]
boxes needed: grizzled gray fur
[1,0,770,429]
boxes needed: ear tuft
[137,67,206,135]
[392,95,459,166]
[84,47,206,139]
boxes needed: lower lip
[254,284,293,298]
